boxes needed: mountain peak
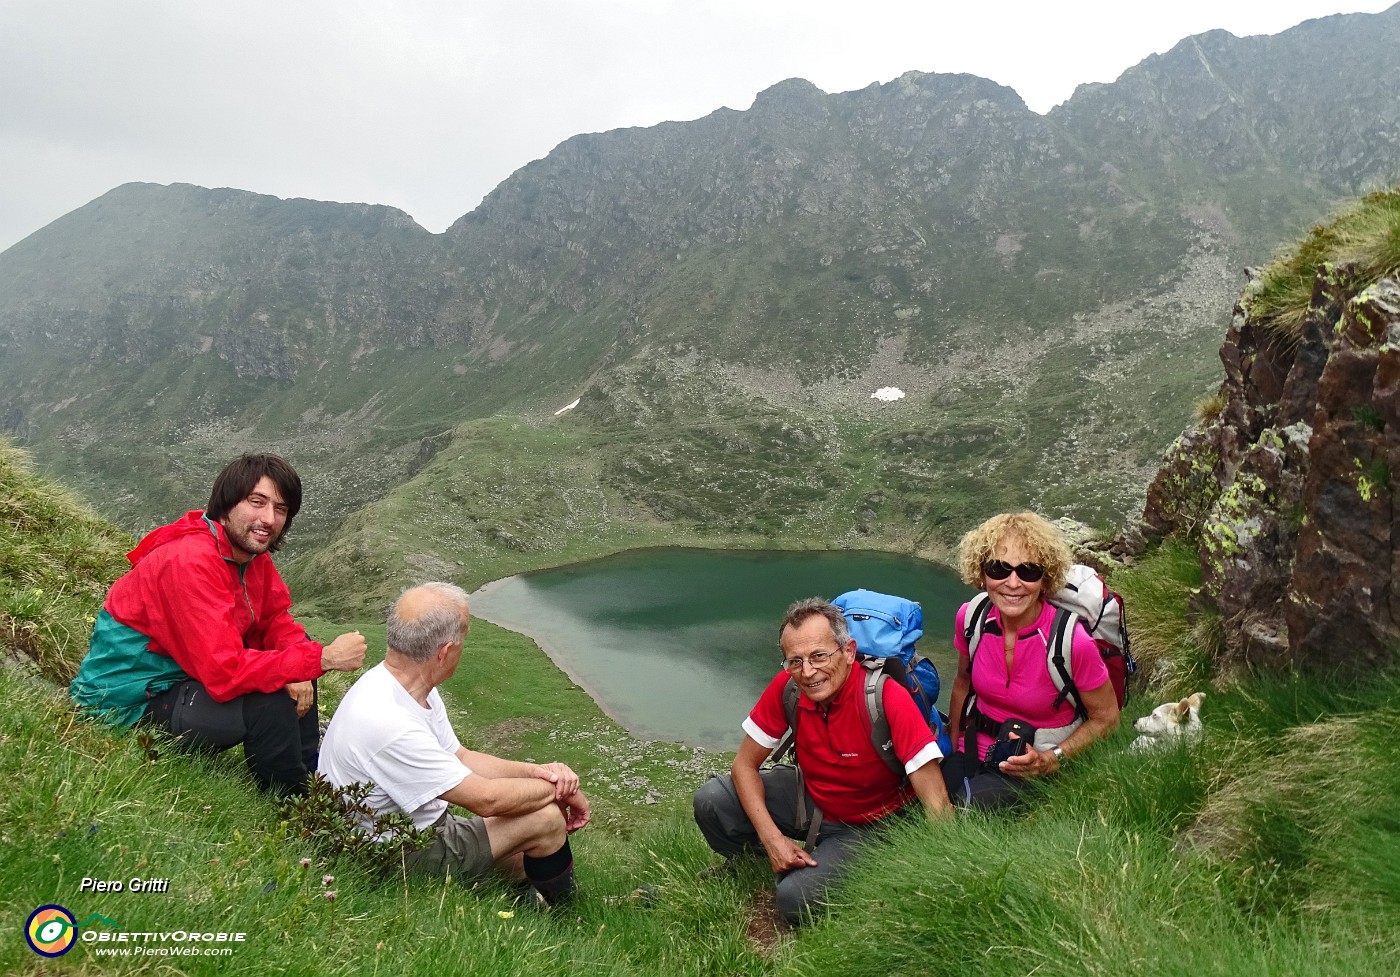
[750,77,828,113]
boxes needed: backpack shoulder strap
[769,677,801,765]
[1046,607,1087,720]
[958,593,995,757]
[963,592,994,665]
[863,666,906,781]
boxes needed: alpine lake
[470,548,973,751]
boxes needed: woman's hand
[999,745,1059,779]
[1001,682,1121,779]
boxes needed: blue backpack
[832,590,952,760]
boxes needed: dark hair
[206,453,303,552]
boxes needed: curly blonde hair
[957,512,1073,593]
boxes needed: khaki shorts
[403,812,495,879]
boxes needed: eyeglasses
[781,650,840,672]
[982,560,1045,582]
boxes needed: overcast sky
[1,1,1392,253]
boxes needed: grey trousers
[693,765,883,925]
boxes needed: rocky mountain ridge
[1,6,1398,563]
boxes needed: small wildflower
[322,874,334,885]
[33,588,43,596]
[300,858,311,869]
[85,615,96,625]
[497,910,514,919]
[324,891,336,902]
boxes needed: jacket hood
[127,510,224,567]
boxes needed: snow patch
[870,387,906,402]
[553,397,581,416]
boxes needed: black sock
[523,839,575,906]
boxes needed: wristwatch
[1051,746,1066,763]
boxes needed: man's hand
[762,834,817,874]
[285,681,315,717]
[559,789,591,833]
[531,762,580,800]
[320,631,367,672]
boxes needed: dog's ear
[1173,699,1191,720]
[1186,692,1205,710]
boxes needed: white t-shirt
[318,662,470,831]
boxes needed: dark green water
[470,548,973,750]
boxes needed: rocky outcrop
[1289,278,1400,672]
[1140,260,1400,675]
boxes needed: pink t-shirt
[953,599,1109,760]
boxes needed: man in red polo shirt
[694,597,951,925]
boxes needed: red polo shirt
[743,665,941,824]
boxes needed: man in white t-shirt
[319,582,589,904]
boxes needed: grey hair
[777,597,851,652]
[387,582,470,663]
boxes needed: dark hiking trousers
[693,765,885,925]
[145,679,319,794]
[940,750,1032,811]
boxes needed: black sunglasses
[982,560,1045,582]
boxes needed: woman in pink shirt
[943,512,1120,809]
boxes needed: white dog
[1130,692,1205,752]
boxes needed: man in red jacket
[70,453,366,793]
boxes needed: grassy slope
[4,636,1397,976]
[0,442,131,683]
[1246,186,1400,338]
[285,334,1218,620]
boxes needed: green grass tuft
[1193,391,1228,426]
[1109,538,1209,696]
[1246,186,1400,340]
